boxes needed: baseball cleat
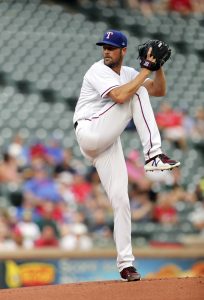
[120,266,141,282]
[144,153,180,171]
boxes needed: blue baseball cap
[96,30,127,48]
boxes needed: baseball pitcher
[73,30,180,281]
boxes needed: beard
[104,51,123,69]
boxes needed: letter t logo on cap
[106,31,113,39]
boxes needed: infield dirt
[0,277,203,300]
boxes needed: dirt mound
[0,277,203,300]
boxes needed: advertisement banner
[58,258,204,283]
[0,260,59,289]
[0,257,203,288]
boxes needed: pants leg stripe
[136,93,153,158]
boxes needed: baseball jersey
[73,59,139,123]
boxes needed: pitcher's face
[102,45,126,69]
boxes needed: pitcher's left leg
[132,86,180,171]
[132,86,162,161]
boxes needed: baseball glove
[138,40,171,71]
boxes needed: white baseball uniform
[73,59,162,271]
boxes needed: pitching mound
[0,277,203,300]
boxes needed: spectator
[0,221,17,250]
[0,124,201,252]
[86,167,107,202]
[29,141,47,162]
[139,0,155,16]
[34,225,59,247]
[23,164,62,205]
[127,0,156,16]
[15,210,40,249]
[36,201,61,236]
[7,134,29,168]
[191,106,204,151]
[193,106,204,138]
[54,148,77,176]
[182,109,195,139]
[10,227,24,248]
[71,171,92,204]
[59,209,93,250]
[60,223,93,250]
[126,0,140,9]
[15,198,40,223]
[56,172,76,207]
[134,177,158,203]
[168,0,193,15]
[130,184,153,222]
[153,192,178,224]
[88,208,113,241]
[156,102,187,150]
[195,177,204,202]
[189,199,204,236]
[193,0,204,12]
[45,138,64,166]
[169,185,197,204]
[0,153,22,184]
[125,150,145,184]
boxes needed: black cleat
[120,266,141,282]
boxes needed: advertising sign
[0,260,58,289]
[0,257,203,288]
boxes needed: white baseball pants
[75,86,162,271]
